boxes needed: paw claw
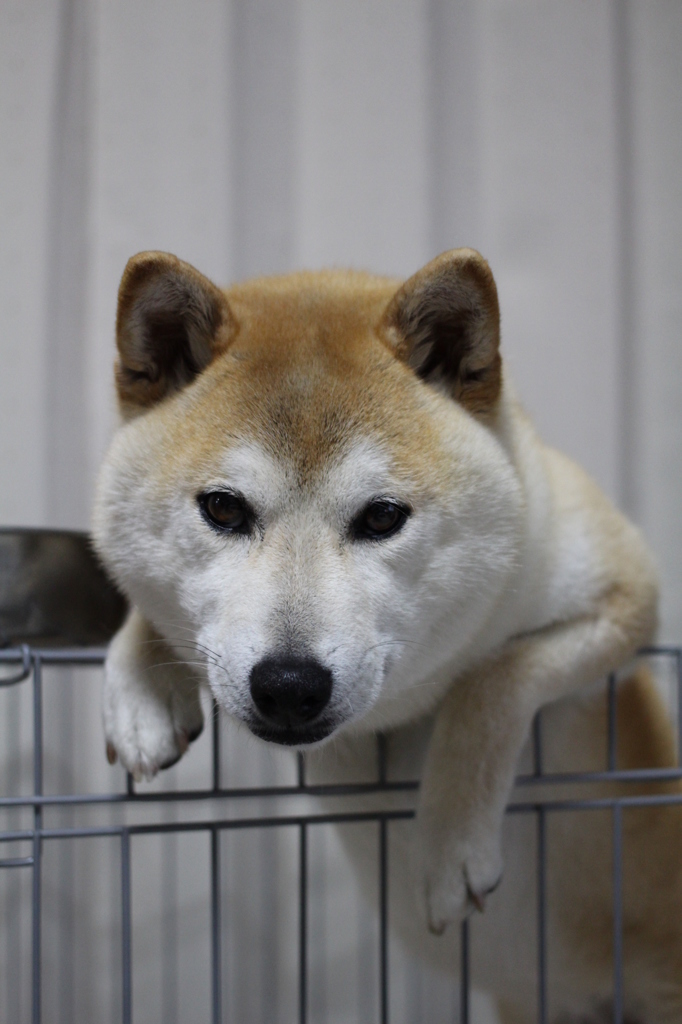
[106,742,118,765]
[467,887,486,914]
[186,722,204,743]
[159,750,182,771]
[428,917,447,937]
[177,730,189,756]
[466,874,502,914]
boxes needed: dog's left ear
[381,248,501,415]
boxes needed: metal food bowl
[0,528,127,648]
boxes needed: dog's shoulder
[489,390,658,642]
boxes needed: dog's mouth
[246,717,336,747]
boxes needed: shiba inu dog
[93,249,682,1021]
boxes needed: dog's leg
[418,582,656,934]
[103,608,204,780]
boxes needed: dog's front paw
[417,823,504,935]
[103,612,204,781]
[103,671,203,782]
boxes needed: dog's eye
[199,491,251,534]
[352,499,410,541]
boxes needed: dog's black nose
[249,656,333,729]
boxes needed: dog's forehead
[167,271,454,490]
[225,267,397,344]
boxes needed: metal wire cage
[1,644,681,1024]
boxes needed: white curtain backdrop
[1,1,681,1021]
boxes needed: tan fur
[115,258,483,504]
[115,250,503,483]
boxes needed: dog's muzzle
[248,655,334,745]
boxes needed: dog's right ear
[115,252,236,413]
[380,248,501,416]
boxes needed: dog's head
[93,250,523,746]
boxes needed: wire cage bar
[1,644,681,1023]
